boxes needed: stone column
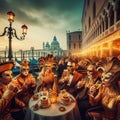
[108,41,113,57]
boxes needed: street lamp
[0,11,28,61]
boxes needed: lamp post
[0,11,28,61]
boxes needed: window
[93,1,96,19]
[105,15,108,30]
[69,43,71,49]
[100,25,102,34]
[85,25,87,33]
[74,43,76,49]
[69,35,71,40]
[109,6,114,26]
[87,0,90,6]
[102,19,104,32]
[116,0,120,21]
[78,34,81,40]
[88,17,91,28]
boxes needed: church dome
[51,36,60,46]
[46,42,50,47]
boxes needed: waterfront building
[82,0,120,58]
[66,31,82,56]
[0,36,65,61]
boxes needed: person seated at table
[88,70,120,120]
[0,62,14,98]
[76,64,101,98]
[56,58,65,80]
[58,61,83,97]
[76,64,102,120]
[8,60,36,120]
[87,58,120,120]
[37,62,55,91]
[0,61,15,120]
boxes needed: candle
[49,92,57,104]
[50,96,57,104]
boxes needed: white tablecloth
[24,92,81,120]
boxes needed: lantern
[7,11,15,22]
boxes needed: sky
[0,0,84,51]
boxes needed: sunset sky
[0,0,84,51]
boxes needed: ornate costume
[37,63,55,91]
[59,62,83,96]
[7,60,36,120]
[89,70,120,120]
[0,61,15,120]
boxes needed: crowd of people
[0,55,120,120]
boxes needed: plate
[59,97,71,105]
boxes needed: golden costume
[8,60,36,106]
[89,71,120,120]
[4,60,36,120]
[59,62,83,96]
[37,63,55,91]
[0,61,15,120]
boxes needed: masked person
[8,60,36,120]
[0,61,15,120]
[0,62,14,97]
[88,71,120,120]
[76,64,102,120]
[37,63,55,91]
[58,61,83,97]
[88,59,120,120]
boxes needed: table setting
[24,78,81,120]
[31,89,75,112]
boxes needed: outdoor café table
[24,91,81,120]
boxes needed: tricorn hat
[0,61,14,73]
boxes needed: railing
[82,20,120,48]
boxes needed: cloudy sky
[0,0,84,51]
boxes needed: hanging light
[7,11,15,22]
[21,24,28,35]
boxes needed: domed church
[43,36,63,56]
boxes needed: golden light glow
[7,11,15,22]
[81,30,120,58]
[21,24,28,35]
[81,42,120,58]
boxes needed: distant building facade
[82,0,120,58]
[43,36,64,56]
[67,31,82,56]
[16,36,64,60]
[0,32,84,61]
[0,36,65,61]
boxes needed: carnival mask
[21,66,29,76]
[87,65,95,76]
[101,72,113,86]
[2,70,13,84]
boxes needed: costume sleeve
[116,96,120,120]
[30,74,36,86]
[59,70,69,83]
[89,86,103,106]
[0,89,16,113]
[27,74,36,94]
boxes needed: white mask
[21,66,29,76]
[2,70,13,84]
